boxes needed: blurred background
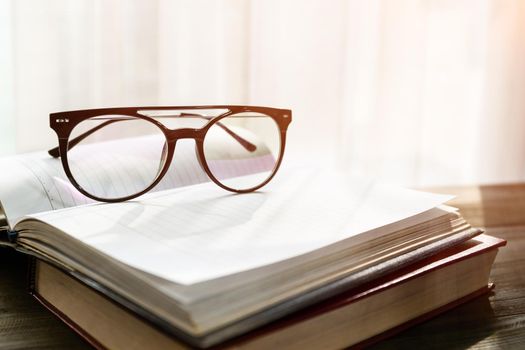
[1,0,524,187]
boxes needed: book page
[25,166,453,285]
[0,140,209,228]
[0,125,275,228]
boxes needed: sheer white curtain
[1,0,524,186]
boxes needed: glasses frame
[49,105,292,203]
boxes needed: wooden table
[0,184,524,349]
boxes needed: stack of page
[0,145,505,349]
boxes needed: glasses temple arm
[179,113,256,152]
[48,115,257,158]
[48,120,120,158]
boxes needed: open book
[0,139,482,347]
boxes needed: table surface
[1,184,524,349]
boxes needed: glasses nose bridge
[166,128,203,143]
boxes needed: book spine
[0,229,18,248]
[27,256,37,293]
[31,288,107,350]
[7,229,18,243]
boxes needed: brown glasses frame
[49,105,292,203]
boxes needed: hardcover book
[31,234,504,349]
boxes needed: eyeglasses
[49,105,292,202]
